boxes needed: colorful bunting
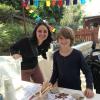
[21,0,58,32]
[22,0,87,32]
[22,0,87,9]
[21,0,88,34]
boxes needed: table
[15,81,41,100]
[15,81,100,100]
[0,56,100,100]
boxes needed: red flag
[58,0,63,7]
[51,0,56,6]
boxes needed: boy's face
[57,35,71,48]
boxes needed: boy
[50,27,94,98]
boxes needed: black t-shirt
[50,49,93,90]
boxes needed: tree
[0,0,20,9]
[0,0,65,25]
[60,4,83,29]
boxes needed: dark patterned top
[10,37,49,70]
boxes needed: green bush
[0,22,24,55]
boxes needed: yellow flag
[46,0,51,7]
[29,10,34,13]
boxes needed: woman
[49,27,94,98]
[10,22,52,83]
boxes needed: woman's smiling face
[36,25,48,44]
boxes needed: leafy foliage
[60,4,83,29]
[0,1,84,54]
[0,0,20,9]
[0,21,25,54]
[0,3,35,54]
[25,2,64,25]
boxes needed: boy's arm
[80,53,93,90]
[80,53,94,98]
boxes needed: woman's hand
[84,88,94,98]
[12,54,21,60]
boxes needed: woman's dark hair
[31,22,53,51]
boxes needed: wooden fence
[74,27,99,43]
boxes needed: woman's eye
[37,30,47,33]
[38,30,42,33]
[44,30,47,33]
[59,37,63,39]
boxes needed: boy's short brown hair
[57,27,75,46]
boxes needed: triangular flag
[30,12,35,17]
[29,9,34,13]
[21,1,27,7]
[34,0,39,7]
[30,0,33,5]
[73,0,77,5]
[58,0,63,7]
[80,0,86,4]
[66,0,70,6]
[46,0,51,7]
[51,0,56,6]
[33,13,38,18]
[35,16,41,23]
[39,0,45,6]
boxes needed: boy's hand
[84,88,94,98]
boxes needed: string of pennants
[22,0,92,8]
[21,0,92,32]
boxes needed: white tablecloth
[15,81,41,100]
[15,81,100,100]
